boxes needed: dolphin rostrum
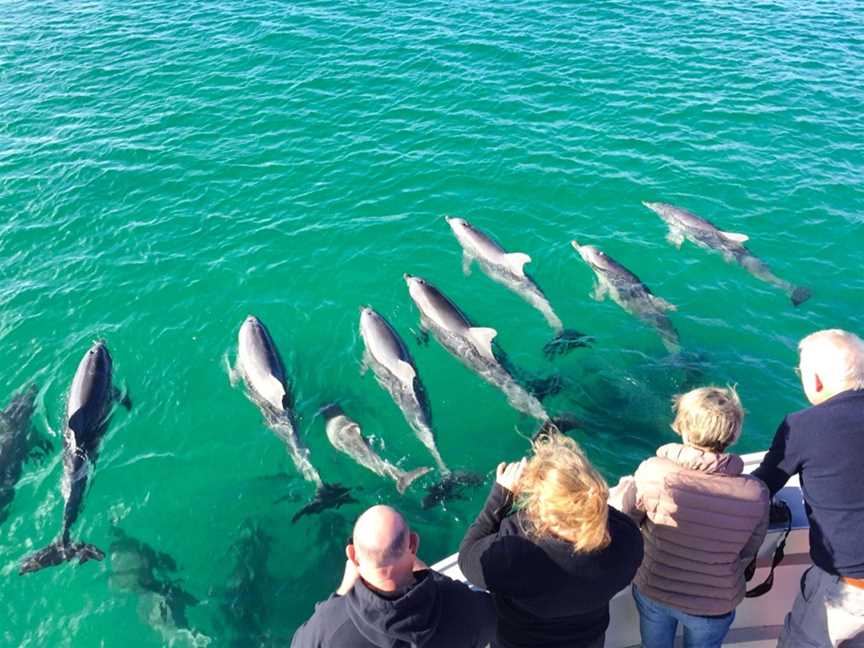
[571,241,681,352]
[1,384,50,527]
[642,201,811,307]
[445,217,591,356]
[358,307,450,475]
[404,274,554,422]
[321,403,431,494]
[234,315,353,523]
[20,341,131,574]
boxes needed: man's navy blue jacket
[753,388,864,578]
[290,569,495,648]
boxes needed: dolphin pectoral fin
[393,360,417,387]
[468,327,498,361]
[359,354,370,376]
[225,355,240,387]
[650,295,677,312]
[666,229,685,249]
[791,286,811,307]
[112,386,132,410]
[28,435,55,463]
[591,283,608,302]
[461,252,474,277]
[410,328,430,346]
[719,230,749,245]
[502,252,531,278]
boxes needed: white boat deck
[432,451,810,647]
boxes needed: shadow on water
[0,384,51,528]
[108,527,211,647]
[212,512,355,645]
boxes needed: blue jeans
[632,584,735,648]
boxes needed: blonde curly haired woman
[458,434,643,648]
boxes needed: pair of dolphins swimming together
[571,202,810,352]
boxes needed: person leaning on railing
[753,329,864,647]
[608,386,770,648]
[458,433,644,648]
[290,505,495,648]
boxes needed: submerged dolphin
[571,241,680,352]
[217,519,280,647]
[234,315,353,523]
[445,217,591,356]
[21,341,131,574]
[358,307,449,475]
[109,527,211,647]
[321,403,430,494]
[404,274,552,422]
[642,201,811,306]
[1,384,50,527]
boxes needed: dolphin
[234,315,353,523]
[358,307,450,475]
[109,527,211,647]
[20,341,131,575]
[642,201,811,306]
[217,519,281,648]
[571,241,681,352]
[321,403,431,494]
[445,217,591,356]
[404,274,553,422]
[1,384,51,527]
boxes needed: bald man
[753,329,864,647]
[291,505,495,648]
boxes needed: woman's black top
[458,483,644,648]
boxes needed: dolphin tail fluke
[20,540,105,575]
[421,471,484,509]
[543,329,593,359]
[291,483,356,524]
[395,466,433,494]
[791,286,811,307]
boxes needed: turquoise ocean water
[1,1,863,645]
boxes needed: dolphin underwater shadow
[213,518,288,648]
[1,384,51,528]
[109,527,211,647]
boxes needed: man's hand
[335,559,360,596]
[496,458,527,494]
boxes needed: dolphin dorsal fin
[264,375,289,410]
[393,360,417,387]
[719,230,749,244]
[503,252,531,277]
[468,327,498,361]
